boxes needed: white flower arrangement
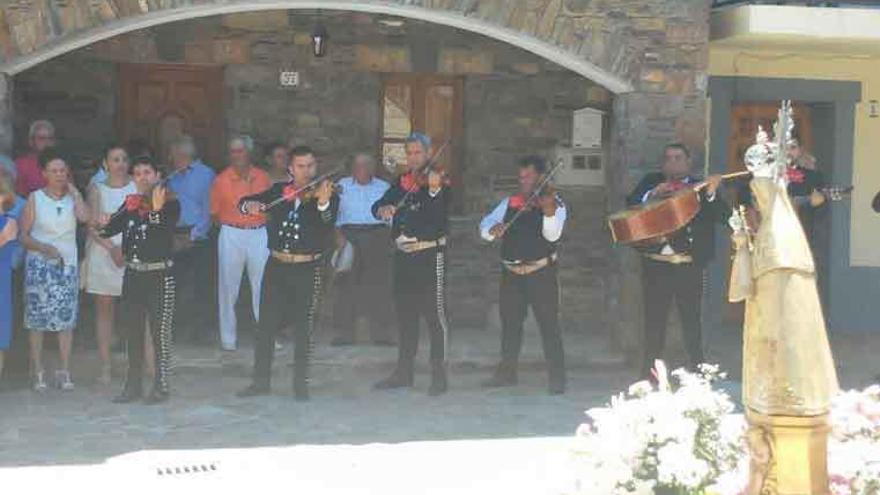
[572,361,744,495]
[571,362,880,495]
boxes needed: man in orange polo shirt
[210,135,272,351]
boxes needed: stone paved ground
[0,330,632,467]
[1,325,878,493]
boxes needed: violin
[283,181,342,202]
[393,140,451,210]
[264,166,344,210]
[498,159,565,235]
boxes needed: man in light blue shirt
[166,136,217,343]
[332,153,395,346]
[167,138,215,243]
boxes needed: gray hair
[228,135,254,154]
[28,120,55,140]
[351,152,376,170]
[170,134,197,159]
[0,154,16,182]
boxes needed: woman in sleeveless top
[84,145,135,385]
[19,149,91,391]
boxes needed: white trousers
[217,225,269,349]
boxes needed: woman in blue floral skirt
[20,148,91,391]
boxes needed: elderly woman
[84,144,136,385]
[15,120,55,197]
[20,148,90,391]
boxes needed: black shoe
[236,383,270,398]
[548,375,566,395]
[481,364,518,388]
[373,369,414,390]
[294,382,309,402]
[112,389,142,404]
[428,363,448,396]
[143,389,169,405]
[331,337,355,347]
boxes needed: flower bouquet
[571,362,880,495]
[572,361,745,495]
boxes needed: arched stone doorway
[0,0,712,377]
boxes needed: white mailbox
[572,107,604,149]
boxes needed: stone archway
[0,1,633,93]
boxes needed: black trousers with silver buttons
[251,257,323,391]
[120,269,176,395]
[392,248,449,371]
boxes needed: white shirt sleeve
[542,201,567,242]
[479,198,509,242]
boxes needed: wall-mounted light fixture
[869,100,879,119]
[311,22,328,58]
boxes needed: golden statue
[728,101,839,495]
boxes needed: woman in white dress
[84,145,135,385]
[20,148,91,391]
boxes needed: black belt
[340,224,388,231]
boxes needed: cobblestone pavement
[1,325,877,493]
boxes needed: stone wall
[12,11,616,337]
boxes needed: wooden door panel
[380,74,464,211]
[118,64,224,169]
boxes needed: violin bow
[264,166,344,210]
[500,157,565,233]
[691,170,752,192]
[393,140,451,211]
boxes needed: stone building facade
[0,0,711,365]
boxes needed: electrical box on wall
[553,146,604,187]
[572,107,604,149]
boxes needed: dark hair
[266,141,289,156]
[103,143,127,160]
[664,143,691,159]
[518,155,547,174]
[38,147,65,169]
[291,145,314,158]
[129,154,158,173]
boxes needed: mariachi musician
[479,156,567,395]
[626,143,727,379]
[236,145,339,401]
[737,137,827,249]
[372,132,452,396]
[99,156,180,405]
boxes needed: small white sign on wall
[279,71,300,88]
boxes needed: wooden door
[380,74,464,211]
[117,64,225,170]
[723,102,814,323]
[727,102,813,178]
